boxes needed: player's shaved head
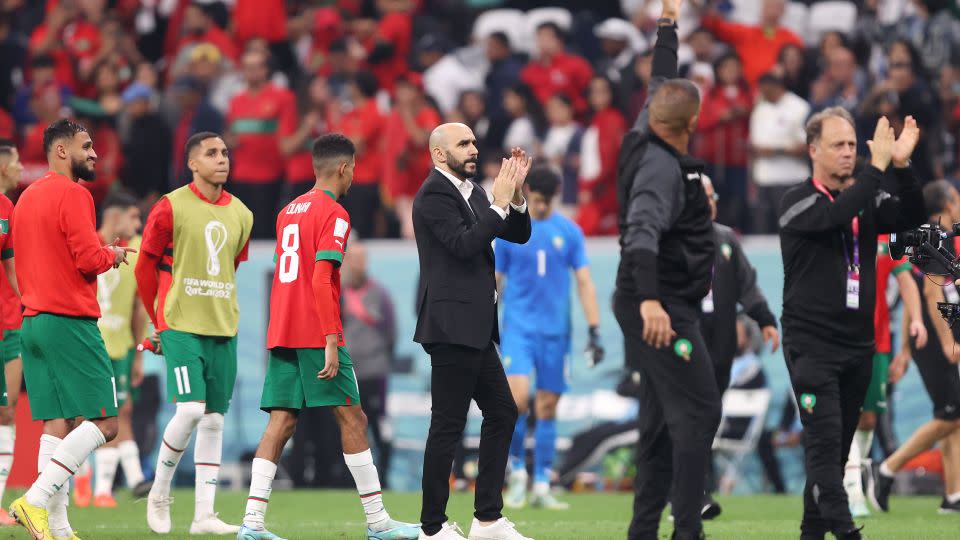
[430,123,479,179]
[648,79,701,135]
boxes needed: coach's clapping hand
[867,116,895,171]
[509,147,533,205]
[892,115,920,168]
[318,338,340,380]
[491,157,517,211]
[640,299,676,351]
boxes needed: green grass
[0,490,957,539]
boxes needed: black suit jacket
[413,168,531,350]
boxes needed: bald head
[430,122,479,180]
[649,79,701,135]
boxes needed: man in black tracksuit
[778,109,925,539]
[698,175,779,518]
[614,1,720,538]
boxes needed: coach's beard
[447,153,478,180]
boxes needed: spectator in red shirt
[576,76,626,236]
[331,71,385,238]
[19,82,64,187]
[174,2,238,63]
[701,0,803,87]
[354,0,414,93]
[694,53,752,231]
[232,0,299,82]
[28,1,102,92]
[225,49,296,239]
[278,75,336,204]
[520,22,593,116]
[382,74,441,239]
[171,76,223,187]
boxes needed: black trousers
[229,179,282,240]
[614,295,722,540]
[784,342,871,537]
[420,342,518,535]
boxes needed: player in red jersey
[238,134,419,540]
[0,140,22,526]
[843,233,927,516]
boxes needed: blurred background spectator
[0,0,956,237]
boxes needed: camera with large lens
[890,222,960,326]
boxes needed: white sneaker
[529,482,568,510]
[147,494,173,534]
[418,521,467,539]
[467,517,533,540]
[190,513,241,535]
[504,470,527,509]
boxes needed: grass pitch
[0,490,956,539]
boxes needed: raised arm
[644,1,682,111]
[877,117,926,233]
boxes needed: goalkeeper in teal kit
[494,167,603,510]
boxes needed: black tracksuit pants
[783,340,872,538]
[615,295,722,540]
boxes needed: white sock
[151,402,204,499]
[344,449,389,529]
[26,422,104,508]
[194,412,224,520]
[856,429,874,461]
[880,461,895,478]
[947,492,960,504]
[49,485,71,539]
[26,434,61,507]
[76,459,90,477]
[117,440,145,488]
[243,458,277,530]
[844,433,864,500]
[0,425,14,503]
[94,447,120,497]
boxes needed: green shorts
[863,352,891,414]
[1,329,21,363]
[160,329,237,414]
[21,314,117,420]
[260,346,361,411]
[110,348,139,406]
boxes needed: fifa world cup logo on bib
[97,269,120,312]
[204,220,229,276]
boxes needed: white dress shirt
[434,167,527,219]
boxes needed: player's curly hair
[42,118,88,155]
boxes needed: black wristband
[657,17,676,27]
[588,326,599,339]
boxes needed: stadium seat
[472,8,527,50]
[712,388,772,494]
[521,7,574,54]
[807,1,858,43]
[783,2,810,44]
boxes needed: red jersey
[382,106,441,198]
[29,20,101,92]
[520,52,593,114]
[12,172,115,318]
[233,0,287,46]
[226,83,295,182]
[701,16,804,87]
[267,189,351,349]
[875,235,912,353]
[332,100,384,185]
[278,105,330,183]
[0,195,18,331]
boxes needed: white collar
[435,167,471,190]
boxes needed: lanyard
[811,178,860,273]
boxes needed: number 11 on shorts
[173,365,191,395]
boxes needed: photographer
[614,1,720,538]
[778,109,925,539]
[871,180,960,515]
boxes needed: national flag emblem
[673,339,692,361]
[0,219,8,234]
[800,393,817,413]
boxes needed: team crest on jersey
[720,243,732,260]
[878,242,889,255]
[0,219,7,234]
[553,236,564,250]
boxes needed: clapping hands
[491,147,533,209]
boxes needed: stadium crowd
[1,0,959,237]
